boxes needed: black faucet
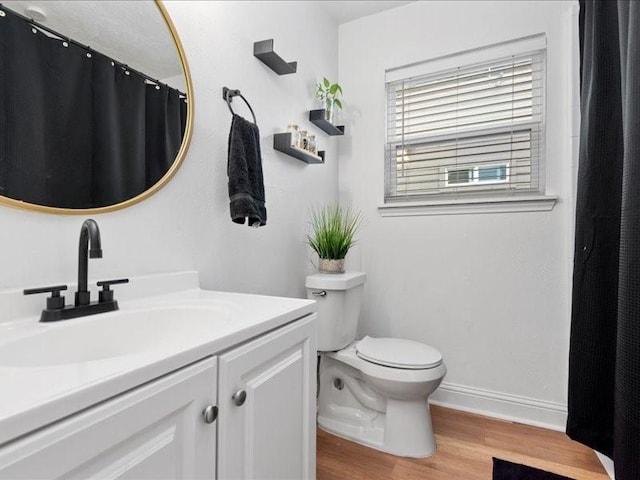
[23,219,128,322]
[76,219,102,306]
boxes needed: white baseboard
[429,381,568,432]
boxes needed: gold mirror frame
[0,0,194,215]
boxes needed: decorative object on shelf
[308,135,317,155]
[287,124,300,147]
[253,39,297,75]
[309,109,345,136]
[273,133,325,164]
[307,204,362,274]
[315,77,343,125]
[300,130,309,150]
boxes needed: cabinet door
[218,314,317,480]
[0,357,217,480]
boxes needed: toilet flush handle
[311,290,327,297]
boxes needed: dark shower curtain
[0,8,186,209]
[567,1,640,477]
[0,9,93,207]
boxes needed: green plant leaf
[336,85,343,95]
[329,84,339,95]
[323,77,330,88]
[306,204,362,260]
[333,99,342,110]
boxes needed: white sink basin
[0,305,238,367]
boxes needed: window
[446,163,508,187]
[385,46,545,203]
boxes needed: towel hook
[223,87,257,124]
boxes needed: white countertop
[0,272,316,446]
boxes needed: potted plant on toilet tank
[307,204,362,274]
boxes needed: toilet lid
[356,336,443,369]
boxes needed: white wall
[0,1,338,304]
[338,0,578,428]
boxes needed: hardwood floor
[316,405,609,480]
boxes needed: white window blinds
[385,50,545,201]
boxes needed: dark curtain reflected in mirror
[0,8,187,209]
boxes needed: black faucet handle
[97,278,129,288]
[23,285,68,310]
[97,278,129,303]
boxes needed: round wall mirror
[0,0,193,214]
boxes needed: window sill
[378,195,557,217]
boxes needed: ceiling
[317,1,414,24]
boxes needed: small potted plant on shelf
[315,77,343,125]
[307,204,362,274]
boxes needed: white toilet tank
[306,271,366,352]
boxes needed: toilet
[306,271,446,458]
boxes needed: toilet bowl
[306,272,446,458]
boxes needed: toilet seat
[327,342,446,384]
[356,336,442,370]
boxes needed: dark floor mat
[492,457,576,480]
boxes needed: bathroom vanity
[0,272,317,479]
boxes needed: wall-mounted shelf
[254,39,297,75]
[309,110,345,136]
[273,133,325,164]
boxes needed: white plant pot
[319,258,345,274]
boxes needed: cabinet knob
[202,405,218,424]
[232,389,247,406]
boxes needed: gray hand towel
[227,113,267,227]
